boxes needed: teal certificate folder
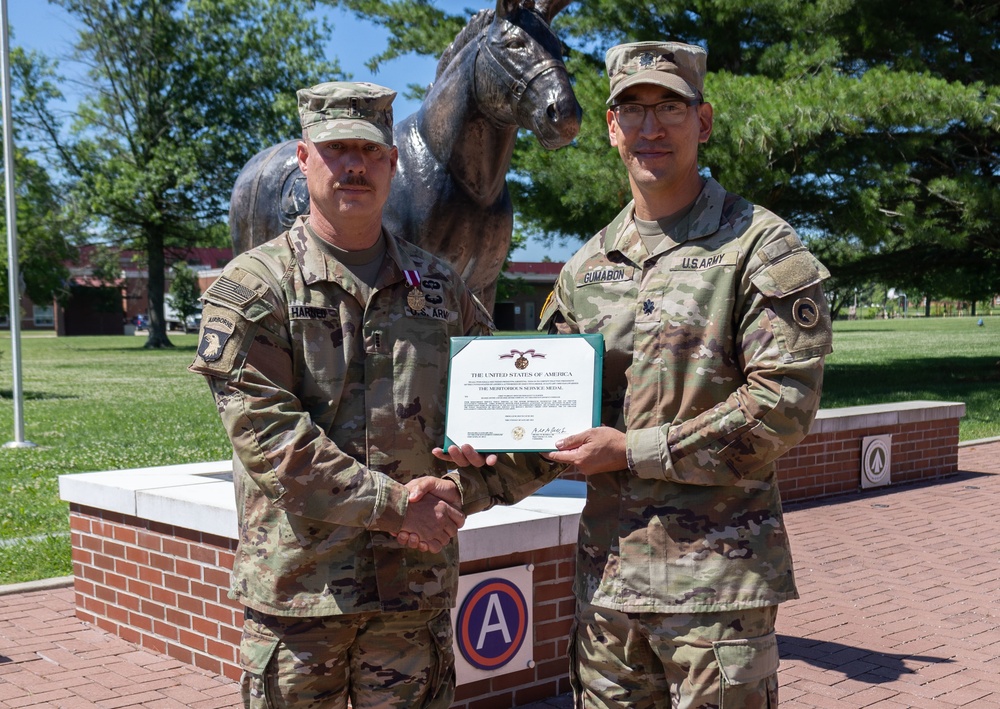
[443,333,604,452]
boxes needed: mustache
[334,175,375,189]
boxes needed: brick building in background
[2,246,233,336]
[5,246,561,335]
[493,261,563,332]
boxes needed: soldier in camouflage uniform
[538,42,834,708]
[189,81,548,709]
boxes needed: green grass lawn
[0,332,229,583]
[0,316,997,584]
[820,317,1000,440]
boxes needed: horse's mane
[435,9,495,80]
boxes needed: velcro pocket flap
[750,251,829,299]
[713,632,780,686]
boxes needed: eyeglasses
[611,99,701,128]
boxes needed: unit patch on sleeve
[198,311,236,362]
[792,297,820,329]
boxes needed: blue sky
[6,0,581,262]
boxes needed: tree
[0,152,76,319]
[0,47,76,319]
[20,0,340,347]
[329,0,998,298]
[166,262,201,328]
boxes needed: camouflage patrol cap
[605,41,707,105]
[297,81,396,147]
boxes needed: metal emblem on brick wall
[452,565,534,684]
[861,434,892,489]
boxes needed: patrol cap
[297,81,396,147]
[605,41,707,105]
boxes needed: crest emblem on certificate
[500,348,546,370]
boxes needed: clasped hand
[397,477,465,553]
[395,444,497,553]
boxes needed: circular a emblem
[792,297,820,329]
[514,355,529,370]
[407,288,426,311]
[456,578,529,670]
[511,426,525,441]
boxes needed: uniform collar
[603,177,727,261]
[290,216,421,289]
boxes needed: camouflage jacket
[539,178,833,613]
[189,218,498,617]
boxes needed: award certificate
[444,334,603,452]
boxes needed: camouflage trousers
[570,603,780,709]
[239,607,455,709]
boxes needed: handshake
[393,444,500,553]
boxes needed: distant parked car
[165,303,202,333]
[185,311,202,333]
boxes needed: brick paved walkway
[0,585,237,708]
[776,439,1000,708]
[2,440,999,708]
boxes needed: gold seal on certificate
[444,334,604,452]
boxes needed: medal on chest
[403,269,426,310]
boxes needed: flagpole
[1,0,35,448]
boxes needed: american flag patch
[207,276,258,307]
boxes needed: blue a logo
[455,578,528,670]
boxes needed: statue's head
[443,0,579,149]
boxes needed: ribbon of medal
[403,269,426,310]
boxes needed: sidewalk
[2,440,999,708]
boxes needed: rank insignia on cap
[639,52,655,68]
[793,297,820,328]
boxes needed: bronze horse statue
[229,0,581,310]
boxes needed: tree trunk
[143,226,174,349]
[971,301,977,316]
[924,294,931,318]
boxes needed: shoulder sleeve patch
[748,246,833,358]
[197,308,237,362]
[190,267,281,378]
[189,303,253,376]
[205,276,258,309]
[539,290,557,325]
[538,287,576,334]
[202,268,276,323]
